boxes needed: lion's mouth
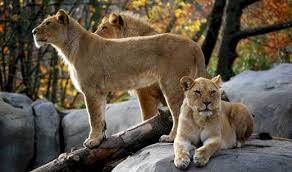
[33,36,48,48]
[33,34,48,42]
[36,38,47,42]
[198,108,212,112]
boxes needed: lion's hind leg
[158,78,184,142]
[136,87,161,120]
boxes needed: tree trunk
[32,108,172,172]
[216,0,292,81]
[216,0,244,81]
[201,0,226,65]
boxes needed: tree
[215,0,292,80]
[201,0,225,65]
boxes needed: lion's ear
[180,76,195,91]
[101,16,108,23]
[109,13,124,26]
[211,75,222,87]
[56,9,69,25]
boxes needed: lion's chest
[68,65,82,92]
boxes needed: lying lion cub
[174,75,254,169]
[32,9,207,148]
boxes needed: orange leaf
[0,23,4,32]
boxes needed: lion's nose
[32,29,38,35]
[203,102,211,106]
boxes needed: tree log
[32,108,172,172]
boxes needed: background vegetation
[0,0,291,108]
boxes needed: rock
[113,140,292,172]
[62,98,141,152]
[222,64,292,138]
[32,99,61,168]
[62,109,89,152]
[0,92,33,111]
[0,98,34,172]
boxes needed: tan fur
[95,12,167,120]
[174,76,254,169]
[32,10,208,148]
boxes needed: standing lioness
[32,9,207,148]
[174,75,254,169]
[95,12,165,121]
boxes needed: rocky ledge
[113,139,292,172]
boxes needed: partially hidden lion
[174,75,254,169]
[32,9,208,148]
[95,12,165,121]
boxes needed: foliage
[235,0,292,73]
[0,0,290,108]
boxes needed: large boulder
[62,98,141,152]
[222,64,292,138]
[0,92,33,111]
[32,99,61,168]
[0,97,34,172]
[113,140,292,172]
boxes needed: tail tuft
[258,132,272,140]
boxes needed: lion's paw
[83,136,104,149]
[174,157,191,170]
[159,134,175,143]
[193,153,209,167]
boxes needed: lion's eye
[210,90,216,95]
[45,21,51,25]
[194,90,201,95]
[101,26,107,31]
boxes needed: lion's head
[180,75,222,117]
[95,13,125,38]
[94,12,156,38]
[32,9,69,48]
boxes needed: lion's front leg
[193,137,221,167]
[174,137,192,170]
[82,91,107,149]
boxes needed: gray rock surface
[62,98,141,152]
[113,140,292,172]
[32,99,61,168]
[0,98,34,172]
[222,64,292,138]
[0,92,33,111]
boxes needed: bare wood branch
[239,0,260,9]
[32,108,172,172]
[235,21,292,40]
[165,0,186,33]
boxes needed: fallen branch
[32,108,172,172]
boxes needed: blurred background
[0,0,291,108]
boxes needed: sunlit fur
[174,75,254,169]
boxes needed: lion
[32,9,208,148]
[95,12,165,121]
[94,12,230,120]
[174,75,254,169]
